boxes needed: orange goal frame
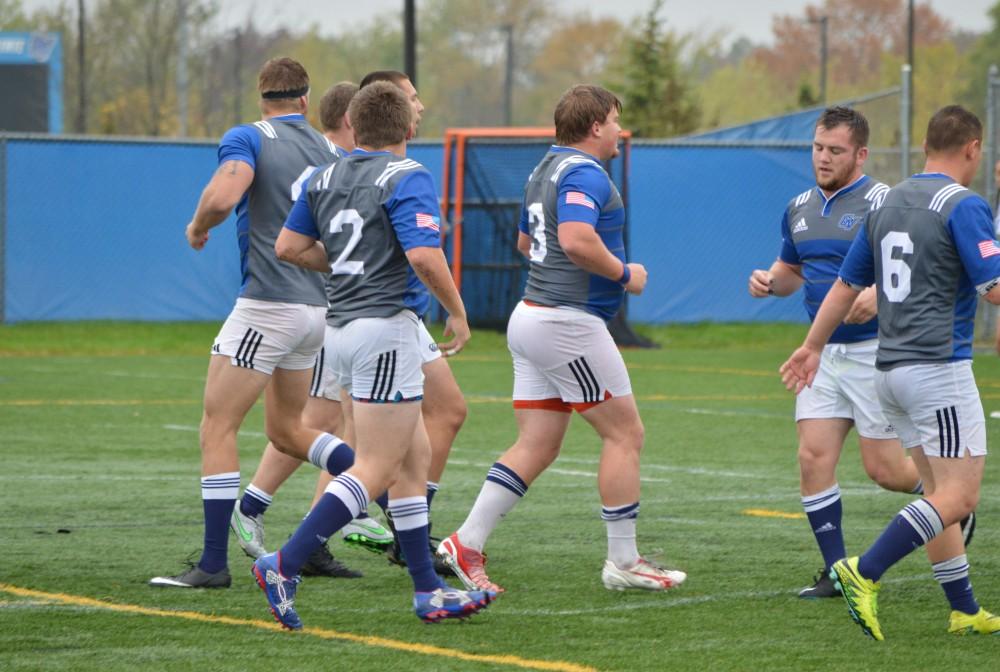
[440,127,632,291]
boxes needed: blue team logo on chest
[838,213,861,231]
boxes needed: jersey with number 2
[282,149,441,327]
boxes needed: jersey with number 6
[839,173,1000,369]
[218,113,340,307]
[282,149,441,327]
[518,146,626,321]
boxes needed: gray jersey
[780,176,889,343]
[844,175,999,369]
[520,147,627,321]
[299,152,440,327]
[234,116,337,307]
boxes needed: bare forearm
[408,248,466,318]
[562,237,623,280]
[768,260,804,296]
[278,241,329,273]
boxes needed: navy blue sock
[934,555,979,615]
[198,472,239,574]
[240,484,272,518]
[279,474,368,576]
[426,481,439,510]
[389,496,442,593]
[858,499,944,582]
[802,484,846,570]
[307,433,356,476]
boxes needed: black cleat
[149,564,232,588]
[301,542,363,578]
[797,569,840,599]
[960,511,976,548]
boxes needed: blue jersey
[779,175,889,343]
[218,114,339,305]
[519,146,627,321]
[283,149,440,326]
[840,173,1000,368]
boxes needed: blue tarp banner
[2,137,814,325]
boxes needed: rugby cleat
[252,552,302,630]
[301,542,362,578]
[948,607,1000,635]
[149,564,231,589]
[436,533,504,593]
[830,557,883,641]
[231,506,267,559]
[341,516,394,553]
[798,568,841,599]
[413,586,494,624]
[601,558,686,591]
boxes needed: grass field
[1,321,998,671]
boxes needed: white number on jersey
[328,209,365,276]
[290,166,316,201]
[880,231,913,302]
[527,202,547,263]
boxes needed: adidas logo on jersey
[792,218,808,234]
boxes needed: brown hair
[349,81,412,149]
[925,105,983,154]
[554,85,622,146]
[257,57,309,98]
[360,70,409,89]
[319,81,358,131]
[816,106,869,148]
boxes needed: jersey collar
[551,145,600,162]
[349,148,393,156]
[912,172,951,180]
[266,113,306,122]
[815,174,869,217]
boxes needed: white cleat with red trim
[602,558,687,591]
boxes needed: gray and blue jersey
[840,173,1000,369]
[218,114,339,307]
[779,174,889,343]
[282,149,441,327]
[518,146,626,321]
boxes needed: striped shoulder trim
[322,136,337,154]
[253,120,277,139]
[793,189,812,207]
[320,164,336,190]
[864,182,890,210]
[929,183,967,213]
[375,159,422,187]
[550,154,601,183]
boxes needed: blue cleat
[413,586,495,624]
[252,552,302,631]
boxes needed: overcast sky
[211,0,994,44]
[14,0,999,45]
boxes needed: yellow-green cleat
[948,608,1000,635]
[830,557,884,641]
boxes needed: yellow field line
[0,583,596,672]
[742,508,806,520]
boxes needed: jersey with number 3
[839,173,1000,369]
[518,146,626,321]
[282,149,440,327]
[218,114,340,306]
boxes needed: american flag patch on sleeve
[978,240,1000,258]
[565,191,596,210]
[416,213,440,232]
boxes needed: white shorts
[507,300,631,413]
[310,320,441,400]
[795,340,895,439]
[328,310,425,403]
[874,360,987,458]
[211,298,325,375]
